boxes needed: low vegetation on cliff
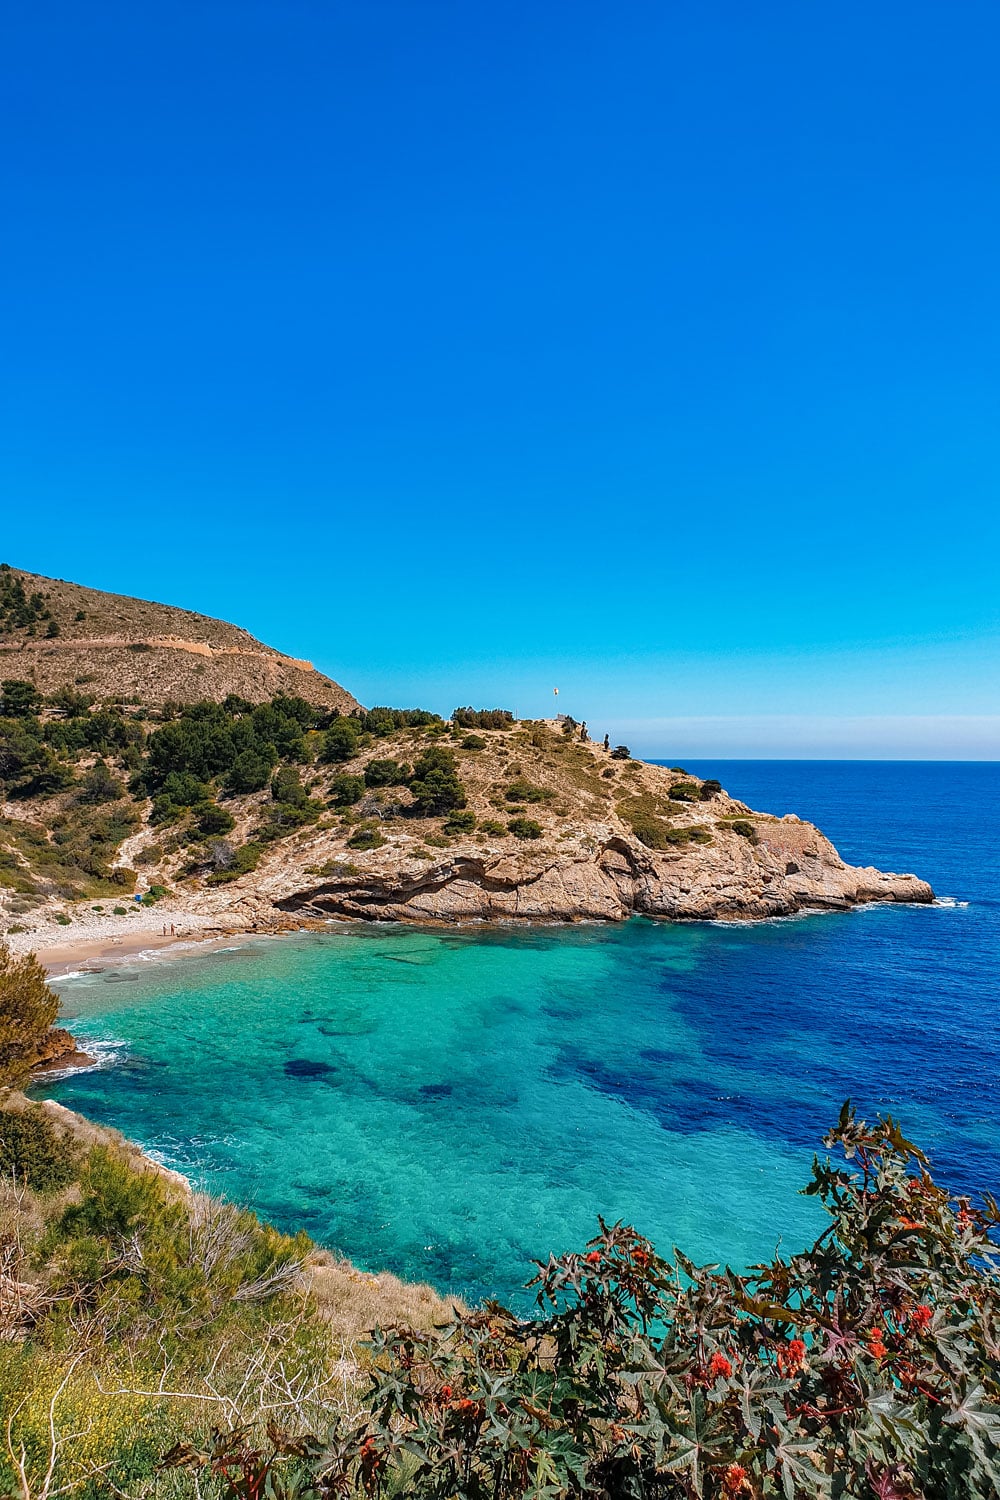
[1,1098,996,1498]
[0,679,737,931]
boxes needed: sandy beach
[4,903,262,976]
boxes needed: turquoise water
[37,762,1000,1308]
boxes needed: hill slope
[0,567,932,944]
[0,563,358,710]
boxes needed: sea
[35,761,999,1309]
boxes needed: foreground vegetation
[0,1091,446,1500]
[1,1090,996,1499]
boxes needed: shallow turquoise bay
[39,762,999,1308]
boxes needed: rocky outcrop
[28,1027,94,1073]
[264,813,932,925]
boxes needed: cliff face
[250,805,931,925]
[261,825,931,924]
[0,565,358,710]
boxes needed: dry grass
[303,1249,459,1346]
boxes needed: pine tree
[0,942,60,1082]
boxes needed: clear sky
[3,2,998,756]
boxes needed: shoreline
[6,905,334,977]
[14,891,955,982]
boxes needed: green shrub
[196,802,235,835]
[225,748,276,794]
[140,884,168,906]
[451,707,514,729]
[206,842,262,884]
[479,819,508,837]
[668,781,700,802]
[112,904,129,915]
[78,759,124,805]
[731,818,758,843]
[700,778,722,799]
[443,809,476,835]
[507,817,542,840]
[321,718,361,763]
[0,1106,78,1190]
[504,779,547,803]
[271,765,308,808]
[54,912,71,925]
[628,813,674,849]
[359,706,443,735]
[458,734,486,750]
[364,758,409,788]
[0,679,42,717]
[409,747,466,816]
[329,773,365,807]
[628,813,711,849]
[610,744,630,760]
[347,825,386,851]
[0,942,60,1082]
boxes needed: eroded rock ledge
[261,813,932,925]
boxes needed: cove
[38,761,1000,1309]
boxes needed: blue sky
[2,2,998,756]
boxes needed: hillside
[0,563,358,710]
[0,671,932,947]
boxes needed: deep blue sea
[37,761,999,1308]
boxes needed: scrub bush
[409,748,466,817]
[364,758,410,788]
[347,825,386,851]
[505,780,548,804]
[0,942,60,1083]
[452,708,515,729]
[668,781,701,802]
[0,1105,77,1190]
[329,773,365,806]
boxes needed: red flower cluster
[776,1337,807,1376]
[709,1352,733,1380]
[867,1327,888,1361]
[722,1462,751,1495]
[584,1251,602,1266]
[910,1303,933,1331]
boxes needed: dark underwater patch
[284,1058,335,1078]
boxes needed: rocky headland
[0,565,933,956]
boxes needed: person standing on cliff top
[603,733,610,751]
